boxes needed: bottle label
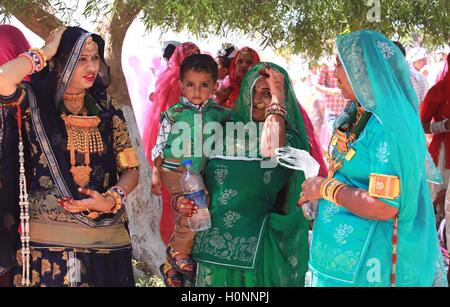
[184,190,207,209]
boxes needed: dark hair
[392,41,406,57]
[216,56,232,70]
[163,44,177,61]
[180,54,218,82]
[217,44,235,58]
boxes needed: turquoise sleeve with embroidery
[367,116,400,209]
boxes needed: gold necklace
[62,114,104,187]
[326,105,366,177]
[64,91,86,115]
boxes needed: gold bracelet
[320,178,335,201]
[319,178,330,199]
[102,190,123,214]
[321,178,346,204]
[325,180,341,202]
[331,183,347,206]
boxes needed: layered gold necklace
[61,91,104,187]
[326,104,371,178]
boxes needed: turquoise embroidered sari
[309,30,447,287]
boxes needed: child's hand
[151,180,161,196]
[151,167,162,196]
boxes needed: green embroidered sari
[191,63,310,287]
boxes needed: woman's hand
[297,176,326,206]
[42,26,67,61]
[174,196,197,217]
[57,187,115,214]
[264,65,285,105]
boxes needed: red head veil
[225,47,260,108]
[421,54,450,167]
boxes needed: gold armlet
[368,173,400,200]
[118,148,140,170]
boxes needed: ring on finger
[179,204,184,209]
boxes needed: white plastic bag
[275,146,320,220]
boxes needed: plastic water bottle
[180,160,211,231]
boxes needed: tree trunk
[97,0,165,275]
[121,105,165,275]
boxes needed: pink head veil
[0,25,31,80]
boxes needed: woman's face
[235,51,254,82]
[65,38,100,94]
[252,78,272,122]
[334,56,357,101]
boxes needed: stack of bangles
[18,48,47,75]
[86,186,127,219]
[320,178,348,206]
[265,103,287,119]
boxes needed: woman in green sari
[299,30,447,287]
[177,62,311,286]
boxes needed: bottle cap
[183,160,193,166]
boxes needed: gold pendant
[70,165,92,187]
[345,149,356,161]
[335,130,348,153]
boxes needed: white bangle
[430,119,448,134]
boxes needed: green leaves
[1,0,448,59]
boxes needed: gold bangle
[321,179,345,204]
[331,184,347,206]
[320,178,335,200]
[325,180,339,199]
[319,178,330,199]
[102,190,122,214]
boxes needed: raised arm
[260,67,286,157]
[0,27,65,96]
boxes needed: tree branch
[0,1,62,38]
[98,0,140,106]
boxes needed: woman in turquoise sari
[299,30,447,287]
[177,62,312,286]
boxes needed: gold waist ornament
[62,115,103,187]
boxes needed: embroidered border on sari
[192,216,268,270]
[25,83,73,199]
